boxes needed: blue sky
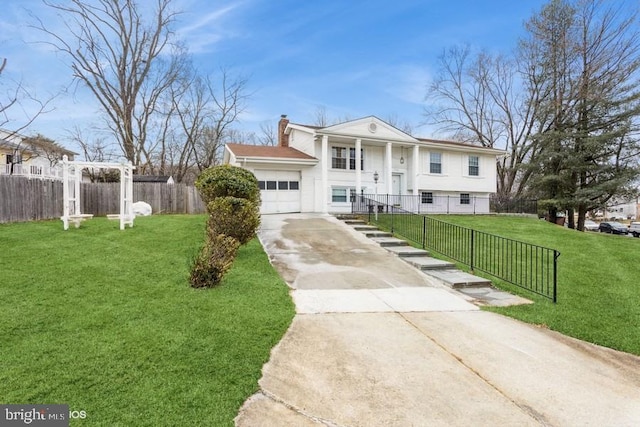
[1,0,545,152]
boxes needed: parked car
[598,221,629,235]
[584,220,599,231]
[629,222,640,238]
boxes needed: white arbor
[60,155,134,230]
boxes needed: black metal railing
[352,193,537,215]
[352,195,559,302]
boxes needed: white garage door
[255,170,301,214]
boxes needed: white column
[413,144,420,196]
[386,142,393,194]
[74,165,81,215]
[355,138,362,194]
[62,155,69,230]
[321,135,329,213]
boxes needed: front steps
[340,216,492,290]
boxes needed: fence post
[422,216,426,249]
[391,205,394,233]
[470,229,475,273]
[553,251,557,303]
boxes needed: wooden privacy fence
[81,182,206,216]
[0,176,64,223]
[0,176,205,223]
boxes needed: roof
[133,175,173,183]
[0,129,78,156]
[226,143,317,160]
[416,137,504,153]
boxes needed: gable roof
[226,143,316,160]
[314,116,419,143]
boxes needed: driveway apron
[236,213,640,427]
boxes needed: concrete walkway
[236,213,640,426]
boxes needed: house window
[278,181,289,190]
[349,148,364,170]
[332,147,347,169]
[289,181,299,190]
[421,191,433,204]
[258,181,266,190]
[469,155,479,176]
[429,152,442,174]
[332,188,348,203]
[460,193,471,205]
[6,154,22,164]
[266,181,277,190]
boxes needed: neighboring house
[223,115,505,214]
[0,129,77,180]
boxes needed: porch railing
[351,193,537,215]
[352,195,559,302]
[1,164,63,180]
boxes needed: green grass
[0,215,295,426]
[372,213,640,356]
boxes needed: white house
[223,115,505,214]
[0,129,77,180]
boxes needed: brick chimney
[278,114,290,147]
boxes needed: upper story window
[349,148,364,170]
[468,155,479,176]
[6,154,22,164]
[429,152,442,174]
[332,147,347,169]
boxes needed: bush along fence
[354,193,538,215]
[0,175,206,223]
[353,195,560,302]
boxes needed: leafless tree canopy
[32,0,250,183]
[35,0,184,167]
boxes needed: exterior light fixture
[373,171,379,183]
[400,147,405,164]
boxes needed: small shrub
[189,234,240,288]
[195,165,261,205]
[207,197,260,245]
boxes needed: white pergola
[60,155,135,230]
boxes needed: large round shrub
[207,197,260,245]
[195,165,260,205]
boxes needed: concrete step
[335,214,360,221]
[422,269,492,289]
[403,256,456,270]
[343,219,367,225]
[353,225,379,231]
[370,237,408,247]
[362,230,393,238]
[384,245,430,257]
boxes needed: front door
[391,174,402,206]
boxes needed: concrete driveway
[236,213,640,426]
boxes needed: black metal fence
[351,193,537,215]
[352,195,559,302]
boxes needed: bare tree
[425,45,544,200]
[384,113,414,135]
[1,58,55,174]
[67,126,120,181]
[34,0,186,169]
[190,69,249,171]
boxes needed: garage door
[255,170,301,214]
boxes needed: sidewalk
[236,213,640,426]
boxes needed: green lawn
[0,215,295,426]
[380,214,640,356]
